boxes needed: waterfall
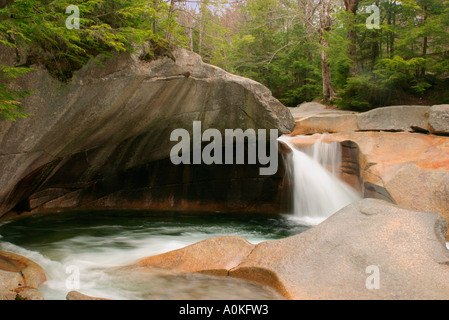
[279,135,361,226]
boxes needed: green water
[0,210,308,300]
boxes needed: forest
[1,0,449,120]
[0,0,449,303]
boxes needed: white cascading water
[279,135,361,226]
[0,218,287,300]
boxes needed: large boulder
[122,199,449,300]
[122,236,255,277]
[290,113,359,136]
[429,105,449,135]
[289,102,328,118]
[231,199,449,300]
[289,104,449,136]
[289,102,358,136]
[0,48,295,217]
[357,105,430,132]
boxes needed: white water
[0,215,293,300]
[0,233,191,300]
[279,135,361,226]
[1,236,278,300]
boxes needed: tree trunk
[344,0,362,77]
[390,2,396,57]
[422,35,428,76]
[320,0,336,102]
[385,0,397,58]
[344,0,360,14]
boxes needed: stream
[0,210,307,300]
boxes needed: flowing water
[0,211,306,300]
[278,135,361,226]
[0,134,361,300]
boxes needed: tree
[344,0,362,76]
[320,0,336,102]
[0,64,32,121]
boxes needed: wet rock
[0,251,47,300]
[15,287,44,300]
[123,236,255,276]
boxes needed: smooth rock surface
[289,102,328,118]
[0,251,47,300]
[123,236,255,276]
[230,199,449,300]
[357,105,430,132]
[290,104,449,135]
[0,269,22,299]
[0,48,294,217]
[429,105,449,135]
[291,113,359,135]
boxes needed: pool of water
[0,210,308,300]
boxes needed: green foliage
[192,0,449,110]
[0,0,186,78]
[0,64,32,121]
[332,0,449,110]
[335,75,376,111]
[0,0,187,121]
[336,56,432,111]
[191,0,322,107]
